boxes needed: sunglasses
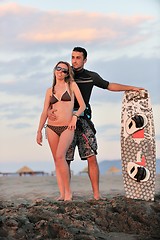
[55,66,68,74]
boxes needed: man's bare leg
[67,160,72,179]
[87,155,100,200]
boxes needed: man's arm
[107,82,144,92]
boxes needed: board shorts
[66,117,98,161]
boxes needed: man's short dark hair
[73,47,87,60]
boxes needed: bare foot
[64,193,72,201]
[93,194,101,200]
[94,196,105,201]
[56,196,64,201]
[64,198,72,202]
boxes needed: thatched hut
[79,166,88,175]
[17,166,34,176]
[107,166,121,175]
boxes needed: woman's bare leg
[56,129,74,201]
[47,128,65,200]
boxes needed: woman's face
[55,63,69,80]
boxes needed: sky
[0,0,160,175]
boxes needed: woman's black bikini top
[50,90,71,104]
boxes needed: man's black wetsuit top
[73,68,110,118]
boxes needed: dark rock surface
[0,195,160,240]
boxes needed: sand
[0,174,160,239]
[0,174,126,203]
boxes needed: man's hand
[130,87,145,92]
[47,109,57,121]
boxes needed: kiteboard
[121,90,156,201]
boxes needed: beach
[0,174,160,239]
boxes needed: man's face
[71,51,87,71]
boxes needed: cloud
[0,1,159,172]
[19,28,99,43]
[0,3,156,52]
[0,55,159,118]
[0,2,35,15]
[0,92,42,131]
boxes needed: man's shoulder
[84,69,98,75]
[84,69,102,80]
[84,69,101,79]
[84,69,109,88]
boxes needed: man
[66,47,144,200]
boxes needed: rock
[0,195,160,240]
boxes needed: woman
[36,61,86,201]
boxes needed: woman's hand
[68,115,77,130]
[36,132,42,146]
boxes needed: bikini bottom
[47,125,68,136]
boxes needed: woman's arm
[36,88,51,145]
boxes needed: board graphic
[121,90,156,201]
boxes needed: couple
[36,47,143,201]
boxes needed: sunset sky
[0,0,159,174]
